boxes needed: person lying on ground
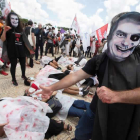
[25,88,90,119]
[40,56,61,70]
[0,96,72,140]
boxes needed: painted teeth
[117,45,127,50]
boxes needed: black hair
[6,12,23,32]
[28,20,33,26]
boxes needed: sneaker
[12,80,18,86]
[0,70,8,76]
[82,90,89,97]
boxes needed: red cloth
[94,40,100,56]
[53,39,56,45]
[31,83,39,91]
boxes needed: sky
[7,0,140,34]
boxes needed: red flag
[71,15,80,34]
[96,24,108,43]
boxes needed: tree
[20,18,28,24]
[46,23,52,27]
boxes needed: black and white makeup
[10,14,19,28]
[107,19,140,61]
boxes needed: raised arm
[1,26,11,41]
[97,86,140,104]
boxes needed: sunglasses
[116,30,140,42]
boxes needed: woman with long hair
[1,12,34,86]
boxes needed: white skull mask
[10,14,19,28]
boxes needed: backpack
[46,95,62,118]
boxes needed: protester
[1,12,34,86]
[31,12,140,140]
[0,16,8,76]
[93,39,100,56]
[90,36,96,57]
[0,97,72,139]
[45,27,55,57]
[35,23,45,61]
[69,35,76,57]
[24,20,36,68]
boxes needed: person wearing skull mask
[28,12,140,140]
[1,12,34,86]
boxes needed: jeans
[74,103,95,140]
[68,100,90,118]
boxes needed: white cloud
[96,8,104,15]
[136,3,140,12]
[8,0,49,25]
[104,0,139,23]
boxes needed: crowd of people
[0,11,140,140]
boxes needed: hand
[4,26,11,32]
[30,50,35,54]
[34,46,36,50]
[36,85,53,100]
[97,86,117,104]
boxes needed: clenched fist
[97,86,118,104]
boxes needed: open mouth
[116,45,134,52]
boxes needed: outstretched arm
[97,86,140,104]
[35,69,92,99]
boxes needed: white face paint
[10,14,19,28]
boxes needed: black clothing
[45,119,63,139]
[85,46,91,58]
[36,28,45,44]
[35,28,45,59]
[70,39,76,57]
[82,55,108,113]
[48,71,69,80]
[6,29,26,58]
[45,42,54,57]
[82,52,140,140]
[35,42,43,60]
[10,57,26,81]
[24,27,34,36]
[55,56,61,62]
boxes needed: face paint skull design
[107,17,140,62]
[10,14,19,28]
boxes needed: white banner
[71,15,80,34]
[81,32,90,52]
[0,0,11,18]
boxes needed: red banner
[96,23,108,43]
